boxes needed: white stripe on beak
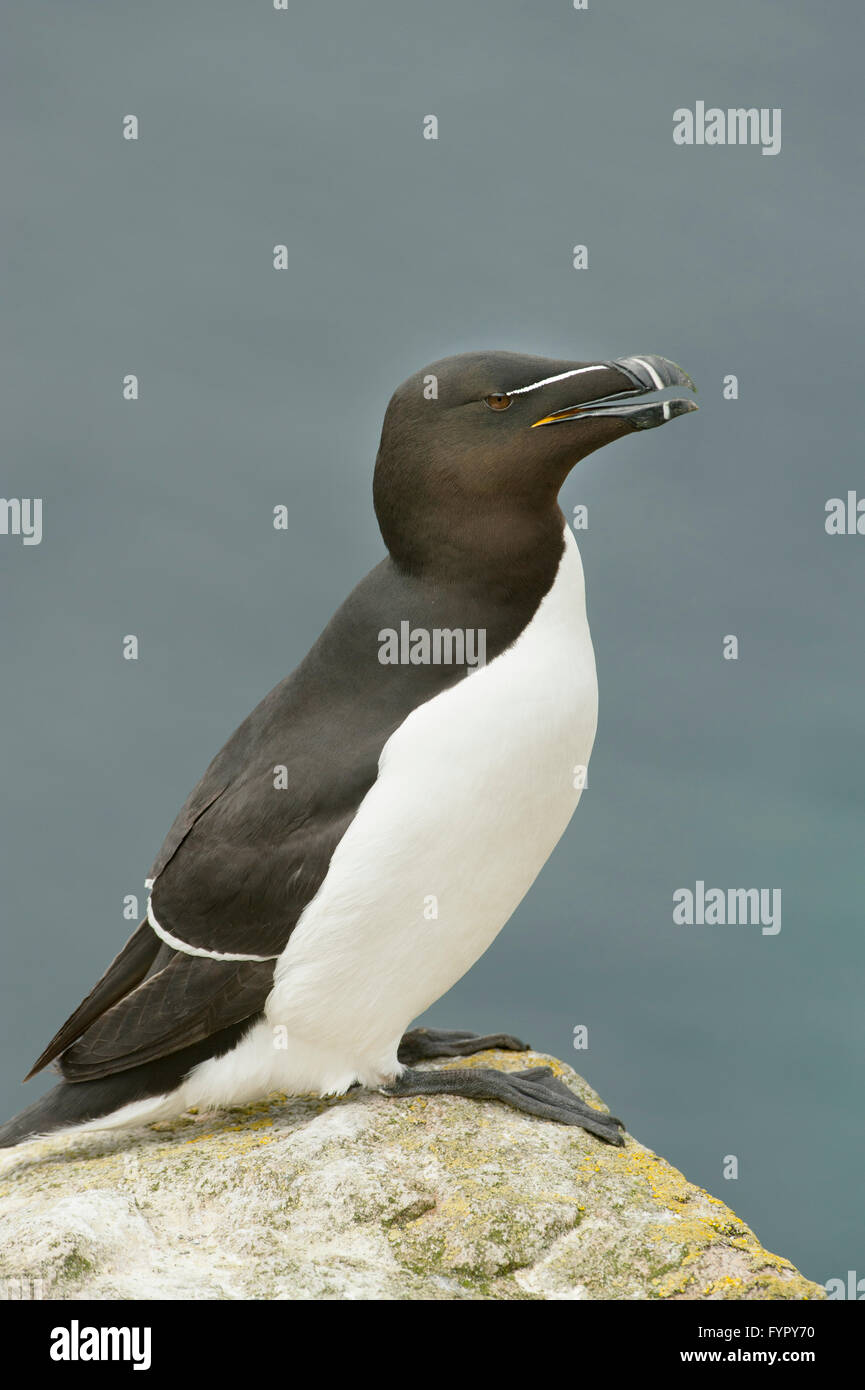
[630,357,665,391]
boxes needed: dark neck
[383,501,565,601]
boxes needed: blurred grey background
[1,0,862,1289]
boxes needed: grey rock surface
[0,1051,824,1300]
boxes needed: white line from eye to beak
[506,365,609,396]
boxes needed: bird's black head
[373,350,697,584]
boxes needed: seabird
[0,350,697,1149]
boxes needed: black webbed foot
[397,1027,530,1065]
[381,1064,626,1146]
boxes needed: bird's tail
[0,1013,259,1149]
[0,1080,124,1149]
[0,1070,180,1149]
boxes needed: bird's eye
[484,393,512,411]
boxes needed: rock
[0,1050,823,1301]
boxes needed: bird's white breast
[182,526,598,1109]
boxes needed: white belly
[182,527,597,1109]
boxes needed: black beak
[531,355,698,431]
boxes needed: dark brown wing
[58,952,275,1082]
[23,920,160,1080]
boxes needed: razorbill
[0,350,697,1149]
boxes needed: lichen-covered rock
[0,1051,823,1300]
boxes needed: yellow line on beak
[531,408,582,428]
